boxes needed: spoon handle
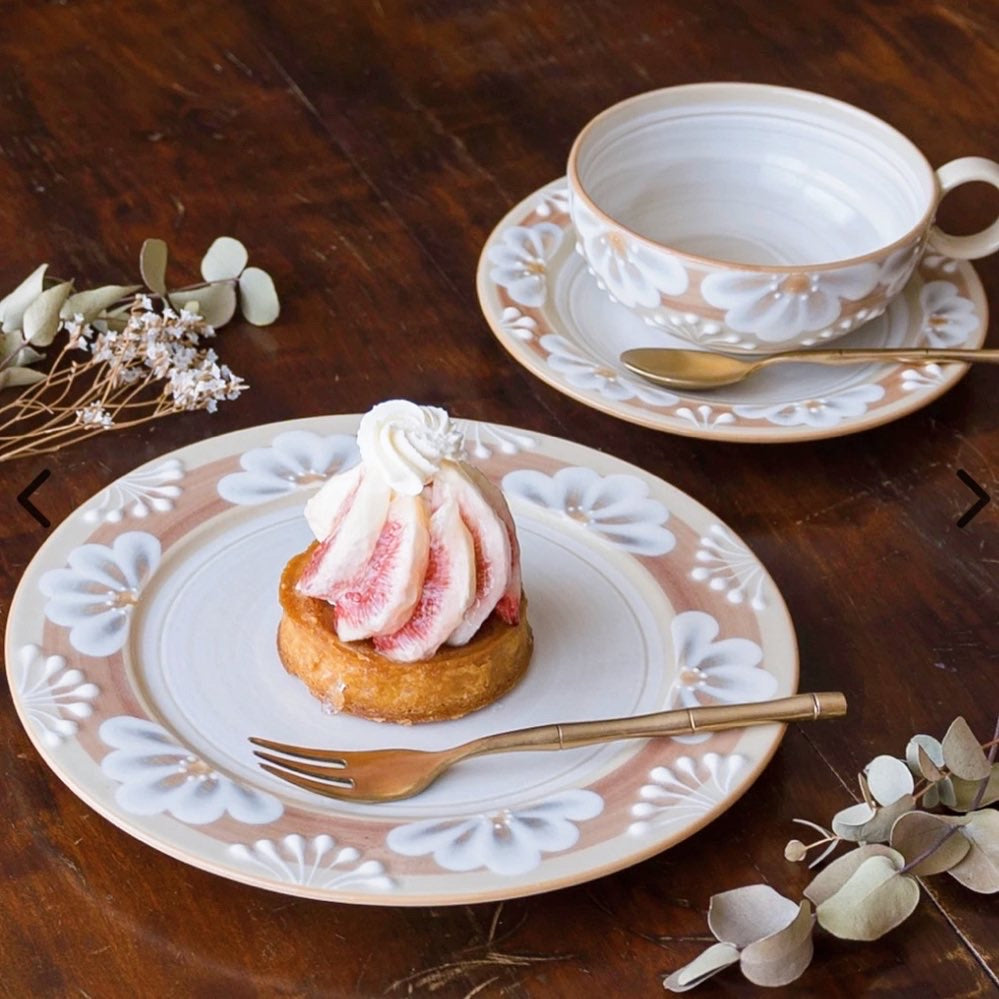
[770,347,999,366]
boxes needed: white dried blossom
[64,314,90,351]
[74,402,114,429]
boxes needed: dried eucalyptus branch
[663,715,999,992]
[0,237,278,462]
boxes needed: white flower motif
[217,430,360,505]
[534,185,570,219]
[385,790,603,875]
[674,405,737,431]
[900,363,947,392]
[99,716,283,825]
[83,458,184,523]
[487,223,564,308]
[502,465,675,555]
[691,525,769,610]
[922,254,960,275]
[628,753,748,836]
[13,645,100,748]
[666,611,775,743]
[228,834,395,891]
[731,384,885,428]
[540,334,679,406]
[458,420,537,461]
[919,281,979,347]
[572,199,688,308]
[39,532,160,657]
[700,264,879,343]
[877,241,922,298]
[497,305,539,341]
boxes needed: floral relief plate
[6,416,798,905]
[476,179,988,442]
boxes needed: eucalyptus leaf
[0,366,46,389]
[906,734,945,779]
[140,238,169,294]
[865,755,914,806]
[804,844,899,906]
[238,266,280,325]
[889,811,971,876]
[0,263,47,332]
[831,802,876,841]
[201,236,248,282]
[663,942,740,993]
[943,765,999,811]
[815,855,920,941]
[832,796,915,844]
[947,809,999,894]
[739,899,815,988]
[941,717,991,781]
[61,284,141,321]
[23,281,73,346]
[708,885,800,949]
[915,745,945,784]
[1,330,26,360]
[170,282,237,328]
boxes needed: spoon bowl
[620,346,999,390]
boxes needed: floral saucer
[6,417,797,905]
[476,179,988,442]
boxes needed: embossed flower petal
[99,716,282,826]
[503,465,674,556]
[487,223,563,308]
[39,532,160,657]
[15,645,100,747]
[217,431,360,505]
[732,384,885,428]
[919,280,979,347]
[386,790,602,876]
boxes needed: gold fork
[250,691,846,803]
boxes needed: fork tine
[258,763,358,799]
[249,736,348,765]
[253,750,354,786]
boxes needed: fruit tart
[277,400,532,723]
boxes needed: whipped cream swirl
[357,400,465,495]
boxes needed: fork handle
[464,692,846,756]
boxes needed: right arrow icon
[956,469,991,528]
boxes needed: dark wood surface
[1,1,997,995]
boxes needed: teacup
[567,82,999,353]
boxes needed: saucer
[476,179,988,443]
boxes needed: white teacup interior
[573,85,935,266]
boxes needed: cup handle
[927,156,999,260]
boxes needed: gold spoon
[620,346,999,390]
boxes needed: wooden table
[2,2,996,995]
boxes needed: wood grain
[1,1,996,995]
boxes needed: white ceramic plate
[6,416,797,905]
[477,179,988,442]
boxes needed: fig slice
[373,493,476,663]
[297,468,391,601]
[303,462,362,541]
[333,493,430,642]
[437,462,511,646]
[463,465,522,625]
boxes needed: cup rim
[566,82,939,274]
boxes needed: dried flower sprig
[664,715,998,991]
[0,237,278,462]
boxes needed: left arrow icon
[18,469,52,528]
